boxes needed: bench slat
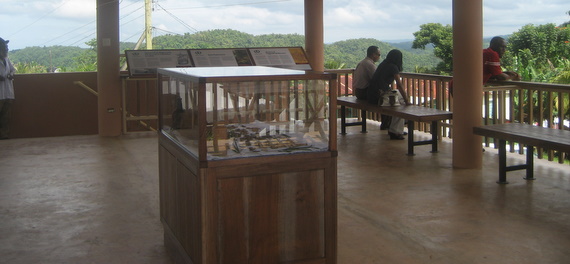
[473,123,570,153]
[337,96,452,122]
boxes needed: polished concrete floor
[1,124,569,264]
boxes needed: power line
[48,20,96,47]
[24,1,146,47]
[155,2,199,33]
[167,0,292,10]
[123,30,145,43]
[7,0,72,39]
[153,27,183,36]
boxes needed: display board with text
[125,47,311,76]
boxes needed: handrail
[74,81,98,96]
[121,69,569,164]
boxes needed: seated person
[368,49,411,140]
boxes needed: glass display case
[158,66,337,162]
[157,66,338,264]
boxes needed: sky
[1,0,569,50]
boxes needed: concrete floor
[1,125,569,264]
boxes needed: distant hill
[8,29,441,73]
[324,38,439,71]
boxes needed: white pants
[388,116,405,135]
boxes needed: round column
[304,0,324,71]
[452,0,483,168]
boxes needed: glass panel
[160,77,200,155]
[159,68,331,160]
[206,79,329,160]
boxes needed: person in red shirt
[450,36,520,95]
[483,36,520,84]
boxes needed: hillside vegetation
[8,29,440,73]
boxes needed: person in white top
[352,46,380,100]
[0,37,16,139]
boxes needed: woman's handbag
[379,90,404,106]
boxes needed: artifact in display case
[158,66,336,161]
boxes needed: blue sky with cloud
[1,0,568,50]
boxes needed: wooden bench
[337,96,453,155]
[473,123,570,184]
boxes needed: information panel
[249,47,311,70]
[125,49,191,76]
[125,46,311,76]
[249,48,295,66]
[190,49,237,67]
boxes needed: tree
[561,10,570,27]
[505,23,570,82]
[412,23,453,73]
[324,38,438,72]
[505,22,570,126]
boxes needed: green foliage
[505,24,570,83]
[412,23,453,73]
[9,38,136,72]
[553,59,570,84]
[324,60,346,70]
[324,38,439,72]
[504,23,570,124]
[8,30,440,73]
[507,24,570,65]
[13,61,47,74]
[152,29,305,49]
[10,46,85,72]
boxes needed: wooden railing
[482,81,570,163]
[121,69,569,164]
[326,69,453,138]
[327,69,569,164]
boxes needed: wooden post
[452,0,483,168]
[97,0,122,136]
[304,0,324,71]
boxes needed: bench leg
[497,139,509,184]
[406,120,415,156]
[361,110,367,133]
[523,145,535,180]
[340,105,346,135]
[430,121,438,153]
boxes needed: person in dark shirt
[368,49,411,139]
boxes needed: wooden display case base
[159,132,337,264]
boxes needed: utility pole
[145,0,153,49]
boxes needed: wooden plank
[278,171,325,262]
[178,164,201,263]
[217,177,249,264]
[249,174,280,264]
[473,123,570,153]
[336,96,452,122]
